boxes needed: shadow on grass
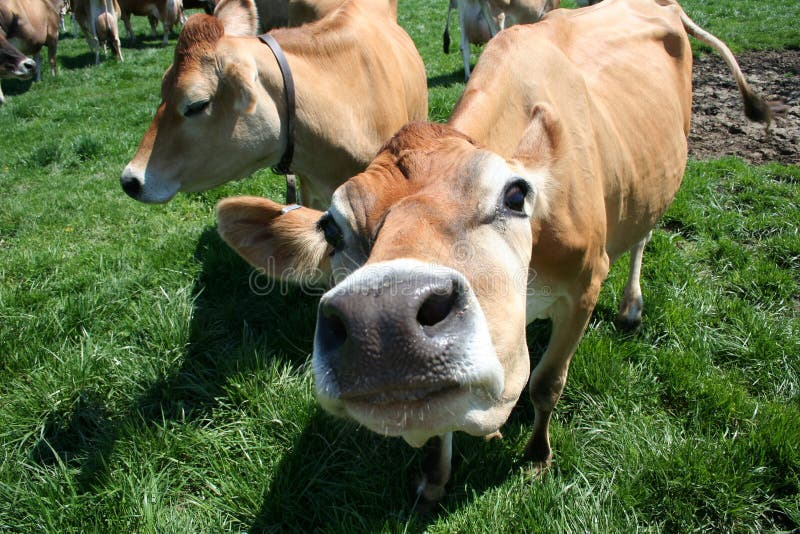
[1,77,34,98]
[427,69,466,89]
[248,321,553,531]
[60,52,96,71]
[31,226,318,487]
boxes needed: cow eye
[503,179,529,214]
[184,100,209,117]
[317,213,344,251]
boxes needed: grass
[1,1,799,532]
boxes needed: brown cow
[120,0,426,209]
[443,0,559,79]
[0,31,36,104]
[73,0,124,62]
[216,0,777,505]
[117,0,182,45]
[0,0,59,83]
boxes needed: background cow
[443,0,559,79]
[0,31,36,104]
[0,0,59,82]
[120,0,426,209]
[117,0,182,45]
[216,0,778,506]
[73,0,123,63]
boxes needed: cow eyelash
[184,100,210,117]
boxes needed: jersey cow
[216,0,778,505]
[73,0,123,63]
[443,0,559,79]
[120,0,426,209]
[117,0,182,45]
[0,0,59,84]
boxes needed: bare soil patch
[689,49,799,166]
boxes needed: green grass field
[1,0,798,531]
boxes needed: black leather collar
[258,33,296,176]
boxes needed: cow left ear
[214,0,258,37]
[217,196,332,286]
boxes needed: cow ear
[214,0,259,36]
[513,103,563,166]
[217,196,332,285]
[223,60,258,113]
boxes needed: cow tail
[679,9,774,124]
[443,0,454,54]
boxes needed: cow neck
[258,32,296,194]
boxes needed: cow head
[0,16,36,84]
[120,0,286,203]
[218,122,551,446]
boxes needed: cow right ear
[217,196,332,285]
[214,0,259,37]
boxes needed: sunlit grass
[0,2,798,532]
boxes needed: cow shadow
[427,70,466,89]
[0,77,34,97]
[60,52,96,71]
[247,322,554,531]
[30,226,319,492]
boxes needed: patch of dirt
[689,49,799,166]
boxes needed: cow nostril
[120,175,142,199]
[417,286,458,328]
[318,309,348,353]
[23,59,36,71]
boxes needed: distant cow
[217,0,777,505]
[73,0,123,62]
[444,0,559,79]
[0,0,59,82]
[117,0,182,45]
[0,30,36,104]
[121,0,426,209]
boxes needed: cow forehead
[331,143,513,241]
[172,14,224,73]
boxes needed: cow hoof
[411,474,444,515]
[521,460,551,481]
[484,430,503,441]
[614,314,642,333]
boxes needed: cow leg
[90,6,100,64]
[523,286,602,467]
[479,1,500,36]
[615,231,651,332]
[34,52,42,81]
[0,83,5,105]
[147,15,159,39]
[415,432,453,510]
[161,18,170,46]
[122,12,134,42]
[458,7,471,80]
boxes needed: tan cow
[443,0,559,79]
[0,31,36,104]
[0,0,59,83]
[184,0,344,30]
[117,0,182,45]
[216,0,777,505]
[73,0,123,63]
[120,0,426,209]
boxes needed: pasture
[1,0,799,531]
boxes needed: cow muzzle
[313,259,505,446]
